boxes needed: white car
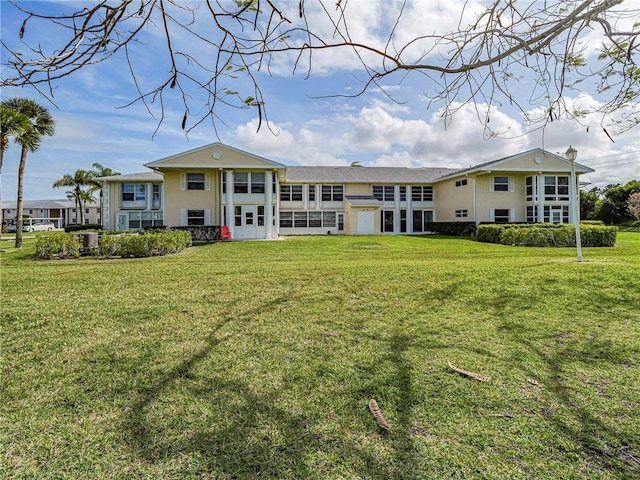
[5,221,55,232]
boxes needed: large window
[187,210,205,226]
[280,185,303,201]
[251,172,265,193]
[544,176,570,201]
[373,186,395,202]
[321,185,344,202]
[122,184,145,202]
[492,176,509,192]
[412,210,434,232]
[530,205,569,223]
[187,173,205,190]
[234,172,249,193]
[411,186,433,202]
[279,211,338,228]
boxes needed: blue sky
[1,0,639,202]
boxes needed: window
[187,210,205,226]
[527,205,537,223]
[85,208,89,214]
[187,173,205,190]
[97,208,101,214]
[309,211,322,227]
[412,210,434,232]
[28,209,33,215]
[245,210,254,225]
[250,172,265,193]
[455,179,468,187]
[308,185,316,202]
[400,210,407,233]
[494,209,510,223]
[399,186,407,201]
[280,185,303,201]
[234,206,242,226]
[373,186,395,202]
[526,176,535,201]
[411,186,433,202]
[321,185,344,202]
[381,211,394,232]
[280,211,293,228]
[279,211,338,228]
[492,176,509,192]
[455,209,468,218]
[543,205,569,223]
[234,172,248,193]
[152,184,161,207]
[257,206,265,226]
[544,176,570,201]
[122,184,145,201]
[129,211,140,229]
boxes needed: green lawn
[2,234,639,479]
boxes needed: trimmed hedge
[34,232,81,259]
[171,225,221,242]
[65,223,103,232]
[477,223,617,247]
[424,222,477,236]
[34,230,192,259]
[96,230,192,257]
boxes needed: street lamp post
[566,145,583,262]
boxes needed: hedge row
[424,222,477,236]
[65,223,103,232]
[34,230,192,259]
[477,223,617,247]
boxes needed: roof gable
[436,148,594,181]
[145,142,286,170]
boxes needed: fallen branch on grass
[369,399,392,432]
[447,360,491,382]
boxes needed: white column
[407,187,413,233]
[226,171,234,237]
[265,171,273,239]
[537,174,545,222]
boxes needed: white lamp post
[566,145,582,262]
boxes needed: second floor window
[187,173,205,190]
[122,184,145,202]
[492,176,509,192]
[411,186,433,202]
[373,186,395,202]
[280,185,303,201]
[321,185,343,202]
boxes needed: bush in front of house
[477,223,617,247]
[96,230,192,257]
[423,222,477,236]
[64,223,103,232]
[34,232,81,259]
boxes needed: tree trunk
[15,146,28,248]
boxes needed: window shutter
[509,176,515,192]
[205,173,211,191]
[509,208,516,222]
[490,208,495,222]
[180,173,186,190]
[489,179,495,193]
[204,208,211,225]
[180,208,187,226]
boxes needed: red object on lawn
[220,225,232,241]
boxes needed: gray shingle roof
[345,195,382,207]
[285,166,460,183]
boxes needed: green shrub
[477,223,617,247]
[65,223,102,233]
[423,222,476,236]
[34,232,81,259]
[96,230,192,257]
[581,220,604,225]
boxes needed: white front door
[234,205,267,239]
[356,210,375,235]
[551,206,562,224]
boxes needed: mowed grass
[1,234,639,479]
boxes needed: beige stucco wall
[344,184,372,195]
[162,170,221,226]
[434,178,474,222]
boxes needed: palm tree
[2,98,55,248]
[52,169,95,224]
[0,106,31,225]
[90,163,120,225]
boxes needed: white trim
[180,173,186,191]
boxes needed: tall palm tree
[2,98,55,248]
[0,106,31,223]
[52,169,95,224]
[90,162,120,225]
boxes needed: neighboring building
[97,143,594,239]
[1,199,101,227]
